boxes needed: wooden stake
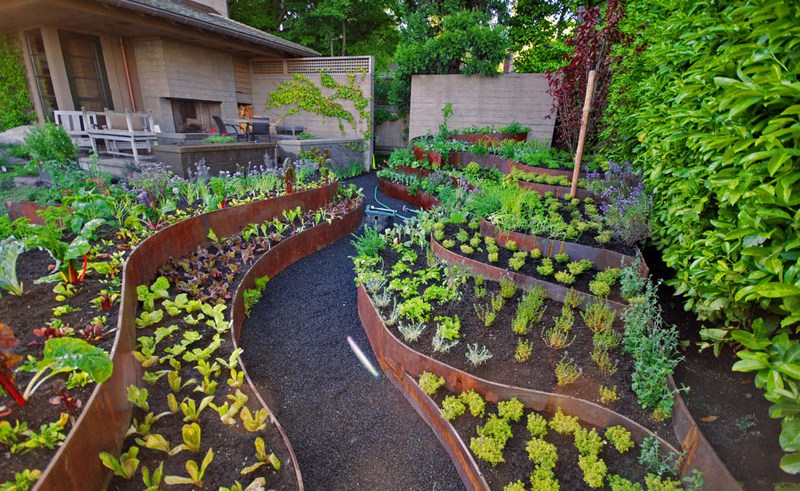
[570,69,597,197]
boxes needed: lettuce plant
[0,238,25,296]
[21,337,112,401]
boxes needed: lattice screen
[251,56,372,76]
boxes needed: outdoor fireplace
[169,98,221,133]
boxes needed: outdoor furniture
[275,125,304,137]
[213,115,246,142]
[53,109,101,149]
[249,118,270,142]
[87,109,158,164]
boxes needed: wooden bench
[88,110,158,164]
[53,110,101,149]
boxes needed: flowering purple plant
[588,161,652,246]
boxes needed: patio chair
[212,116,246,142]
[250,118,270,142]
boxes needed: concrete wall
[251,72,373,142]
[374,115,408,151]
[409,73,555,143]
[133,39,238,133]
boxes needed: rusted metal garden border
[377,177,440,210]
[362,232,738,490]
[358,283,741,490]
[31,183,338,491]
[479,218,649,277]
[358,285,688,489]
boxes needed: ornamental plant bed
[108,186,363,490]
[0,164,337,489]
[447,132,528,146]
[478,220,648,276]
[431,225,628,308]
[423,384,684,490]
[354,234,674,444]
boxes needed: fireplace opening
[170,98,221,133]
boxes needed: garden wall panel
[408,74,554,143]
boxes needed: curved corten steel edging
[377,177,440,210]
[517,180,595,200]
[426,245,738,489]
[667,374,741,491]
[32,183,337,491]
[430,236,627,313]
[229,201,365,491]
[479,218,650,278]
[357,285,683,488]
[394,369,491,491]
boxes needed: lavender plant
[588,161,652,246]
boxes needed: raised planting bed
[107,183,363,490]
[352,210,740,490]
[3,183,339,491]
[430,233,627,312]
[447,132,528,146]
[377,177,440,210]
[424,381,685,490]
[357,280,740,490]
[478,219,649,277]
[154,142,276,178]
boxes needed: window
[59,31,113,112]
[25,30,57,120]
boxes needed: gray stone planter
[154,142,277,177]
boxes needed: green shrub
[470,435,505,466]
[459,389,485,418]
[602,1,800,470]
[497,397,524,422]
[526,412,547,438]
[418,372,445,396]
[440,395,466,421]
[477,414,513,447]
[0,36,33,131]
[23,123,76,166]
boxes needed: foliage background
[0,35,34,131]
[600,0,800,471]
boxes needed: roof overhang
[0,0,319,58]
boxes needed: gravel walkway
[240,172,464,491]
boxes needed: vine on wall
[266,71,371,139]
[0,35,34,131]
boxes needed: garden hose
[372,186,412,221]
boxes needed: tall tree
[388,1,511,112]
[508,0,586,73]
[230,0,399,70]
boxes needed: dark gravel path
[240,172,464,491]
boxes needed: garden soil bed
[371,243,677,447]
[430,390,651,490]
[643,246,800,491]
[0,239,121,483]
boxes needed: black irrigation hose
[240,172,464,491]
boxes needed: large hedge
[602,0,800,472]
[0,35,33,131]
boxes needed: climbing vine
[266,71,371,139]
[0,35,33,131]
